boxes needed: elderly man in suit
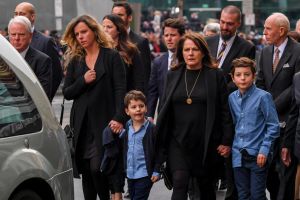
[147,18,185,122]
[8,16,52,99]
[112,2,151,94]
[256,12,300,200]
[206,5,255,93]
[14,2,62,101]
[206,5,255,200]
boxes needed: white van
[0,35,74,200]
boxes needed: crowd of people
[2,1,300,200]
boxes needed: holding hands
[217,145,231,158]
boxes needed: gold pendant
[186,98,192,104]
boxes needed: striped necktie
[217,42,227,65]
[170,53,177,69]
[273,48,280,73]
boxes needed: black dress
[168,68,207,176]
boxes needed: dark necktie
[170,53,177,69]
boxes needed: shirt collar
[128,118,149,132]
[219,34,236,46]
[168,50,174,59]
[274,37,288,53]
[20,46,30,58]
[236,84,256,98]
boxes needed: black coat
[156,65,234,170]
[25,46,52,99]
[63,48,127,173]
[31,29,63,100]
[129,30,151,93]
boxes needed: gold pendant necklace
[184,68,201,104]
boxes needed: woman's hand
[257,154,267,168]
[217,145,231,158]
[84,69,96,84]
[109,120,123,133]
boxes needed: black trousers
[81,156,110,200]
[267,131,297,200]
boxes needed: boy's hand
[217,145,231,158]
[281,148,291,167]
[257,154,267,168]
[151,175,159,183]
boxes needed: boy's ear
[125,108,129,116]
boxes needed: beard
[221,31,233,41]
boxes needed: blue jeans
[128,176,153,200]
[233,157,268,200]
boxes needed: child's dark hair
[124,90,146,107]
[231,57,256,75]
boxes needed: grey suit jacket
[256,37,300,122]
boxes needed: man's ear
[125,108,129,116]
[128,15,133,24]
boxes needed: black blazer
[206,35,256,92]
[25,46,52,99]
[156,65,234,167]
[147,52,168,117]
[129,30,151,93]
[63,48,127,173]
[31,29,63,100]
[283,72,300,159]
[256,37,300,122]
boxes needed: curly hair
[62,15,113,67]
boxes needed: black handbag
[60,97,75,156]
[160,163,173,190]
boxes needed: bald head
[14,2,36,25]
[263,12,290,46]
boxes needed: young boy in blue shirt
[122,90,160,200]
[228,57,280,200]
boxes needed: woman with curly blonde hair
[62,15,127,200]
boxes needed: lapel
[93,48,106,83]
[272,38,293,82]
[210,36,219,58]
[24,47,34,70]
[221,36,240,70]
[160,53,169,78]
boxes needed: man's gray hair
[203,23,220,35]
[8,16,32,33]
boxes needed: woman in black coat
[156,32,234,200]
[62,15,127,200]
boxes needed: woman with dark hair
[102,14,144,92]
[156,32,234,200]
[62,15,127,200]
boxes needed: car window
[0,57,42,138]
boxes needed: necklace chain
[184,68,201,104]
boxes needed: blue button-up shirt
[228,84,280,167]
[127,119,150,179]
